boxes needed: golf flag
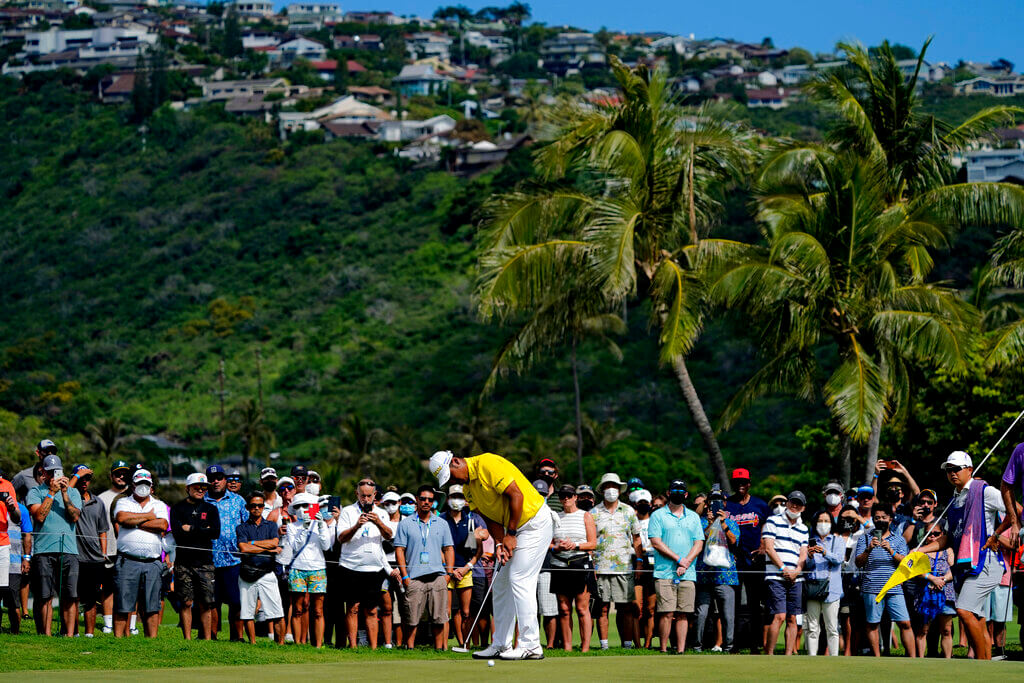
[875,551,932,603]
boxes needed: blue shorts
[863,592,910,624]
[766,579,803,616]
[214,564,242,607]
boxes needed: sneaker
[600,642,609,650]
[383,643,393,650]
[499,647,544,660]
[992,655,1007,661]
[284,633,295,643]
[130,628,139,636]
[711,646,723,653]
[692,646,702,653]
[472,643,506,659]
[101,626,113,634]
[357,629,369,647]
[84,633,94,639]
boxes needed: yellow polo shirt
[463,453,544,528]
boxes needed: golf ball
[488,660,495,667]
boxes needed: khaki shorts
[596,573,634,604]
[405,574,449,625]
[655,579,696,614]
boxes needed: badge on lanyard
[419,518,431,564]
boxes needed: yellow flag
[875,551,932,603]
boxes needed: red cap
[731,468,750,480]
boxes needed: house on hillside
[344,10,402,25]
[310,58,366,81]
[540,32,605,76]
[334,33,383,50]
[227,0,275,19]
[965,149,1024,183]
[746,87,798,109]
[405,31,452,61]
[277,94,391,137]
[347,84,390,103]
[242,31,279,49]
[98,71,136,102]
[22,26,157,56]
[201,77,291,100]
[393,63,452,96]
[278,36,327,63]
[378,114,455,142]
[955,75,1024,97]
[286,2,342,28]
[322,120,382,140]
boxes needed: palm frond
[651,258,704,362]
[719,351,818,431]
[824,336,888,442]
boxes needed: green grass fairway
[2,656,1024,682]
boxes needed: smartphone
[0,491,8,503]
[308,502,320,519]
[54,469,64,480]
[808,536,818,548]
[872,529,883,541]
[329,496,342,512]
[709,499,723,515]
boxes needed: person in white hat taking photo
[918,450,1006,660]
[429,449,553,660]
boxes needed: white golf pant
[492,505,554,652]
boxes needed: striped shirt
[854,531,909,595]
[762,513,808,581]
[557,509,588,547]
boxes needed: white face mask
[305,483,320,496]
[824,493,841,507]
[134,484,152,499]
[603,488,620,503]
[449,498,466,511]
[816,523,832,537]
[785,508,800,521]
[773,505,786,516]
[384,503,398,515]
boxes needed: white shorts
[0,545,9,589]
[240,571,284,620]
[956,555,1002,618]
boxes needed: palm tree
[226,399,274,479]
[984,235,1024,368]
[708,146,1024,485]
[477,57,755,491]
[559,415,631,464]
[446,399,508,458]
[326,412,386,477]
[85,417,130,458]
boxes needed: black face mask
[636,502,651,515]
[840,518,859,533]
[668,492,687,505]
[886,489,902,503]
[874,520,890,533]
[577,499,594,511]
[262,481,277,493]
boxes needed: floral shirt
[590,502,641,574]
[205,490,247,568]
[696,517,740,586]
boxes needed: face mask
[668,492,687,505]
[399,504,415,516]
[886,489,902,503]
[840,517,859,533]
[603,488,619,503]
[449,498,466,511]
[773,505,786,516]
[431,501,438,511]
[636,502,651,515]
[577,499,594,511]
[824,493,841,507]
[306,483,321,496]
[816,523,831,537]
[134,484,152,498]
[874,520,889,533]
[384,503,398,515]
[263,481,277,492]
[785,508,799,520]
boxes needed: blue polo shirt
[394,513,454,580]
[26,485,83,555]
[205,490,247,568]
[648,504,704,581]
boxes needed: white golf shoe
[498,647,544,660]
[471,643,506,659]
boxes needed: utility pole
[255,347,264,414]
[215,357,227,439]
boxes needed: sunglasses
[557,492,575,498]
[308,476,321,483]
[944,466,967,474]
[278,484,295,491]
[209,475,225,481]
[293,504,309,510]
[418,496,435,502]
[927,531,941,537]
[248,503,264,509]
[540,469,557,477]
[227,477,242,483]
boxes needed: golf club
[450,560,503,654]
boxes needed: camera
[709,499,723,515]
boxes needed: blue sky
[329,1,1024,68]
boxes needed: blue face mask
[431,501,438,511]
[399,503,415,516]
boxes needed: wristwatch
[505,528,517,537]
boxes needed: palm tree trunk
[863,417,882,486]
[839,433,852,489]
[571,337,584,483]
[670,354,732,495]
[687,140,698,246]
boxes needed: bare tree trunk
[670,355,732,495]
[863,416,882,486]
[839,432,852,489]
[571,337,585,484]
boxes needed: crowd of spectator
[0,439,1022,659]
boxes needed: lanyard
[417,516,432,548]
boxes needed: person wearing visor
[399,492,417,518]
[291,465,309,494]
[430,450,553,660]
[575,484,596,512]
[305,470,322,497]
[170,472,220,640]
[379,490,403,649]
[918,451,1006,660]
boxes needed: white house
[405,32,453,61]
[22,27,157,57]
[242,31,279,49]
[227,1,275,18]
[278,36,327,62]
[955,76,1024,97]
[965,149,1024,182]
[378,114,455,142]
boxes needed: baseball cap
[731,468,750,480]
[227,470,242,479]
[668,478,687,492]
[429,450,454,487]
[42,454,63,471]
[575,484,595,496]
[206,464,225,477]
[448,484,465,497]
[855,485,875,497]
[260,467,277,480]
[633,489,652,503]
[133,469,153,484]
[37,439,57,454]
[788,490,807,505]
[598,473,624,490]
[538,458,557,468]
[291,465,308,478]
[381,491,401,504]
[557,484,576,497]
[822,480,844,495]
[110,460,130,474]
[918,488,938,503]
[306,469,320,480]
[626,477,645,490]
[185,472,208,487]
[532,479,550,496]
[942,451,972,471]
[277,476,295,489]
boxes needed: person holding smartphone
[854,506,915,657]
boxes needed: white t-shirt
[114,495,169,559]
[949,480,1006,538]
[98,489,124,558]
[261,492,283,519]
[383,516,400,563]
[336,503,390,572]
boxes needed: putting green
[6,655,1024,682]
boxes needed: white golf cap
[307,470,320,479]
[633,489,652,503]
[381,491,400,504]
[598,472,624,490]
[133,469,153,484]
[400,492,415,502]
[185,473,208,487]
[448,484,464,496]
[942,451,973,471]
[289,491,318,512]
[277,476,295,488]
[260,467,277,480]
[429,450,454,487]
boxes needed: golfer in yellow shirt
[429,450,553,660]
